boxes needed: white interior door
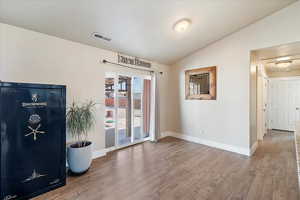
[292,81,300,129]
[269,79,300,131]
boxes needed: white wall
[170,1,300,153]
[0,23,172,154]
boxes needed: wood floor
[34,131,299,200]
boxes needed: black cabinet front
[0,82,66,200]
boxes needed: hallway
[34,131,299,200]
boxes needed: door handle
[296,107,300,110]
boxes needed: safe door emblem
[25,124,46,141]
[49,178,60,185]
[22,169,47,183]
[21,93,47,107]
[28,114,41,124]
[32,94,38,102]
[3,195,17,200]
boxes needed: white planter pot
[67,141,92,174]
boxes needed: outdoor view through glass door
[105,73,151,148]
[117,76,131,146]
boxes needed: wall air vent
[92,32,111,42]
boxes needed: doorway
[104,73,151,149]
[251,41,300,148]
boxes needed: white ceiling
[255,41,300,76]
[0,0,297,64]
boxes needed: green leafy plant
[66,100,96,148]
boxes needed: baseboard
[160,131,173,139]
[92,149,107,159]
[250,141,258,156]
[161,131,252,156]
[92,132,254,158]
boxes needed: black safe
[0,82,66,200]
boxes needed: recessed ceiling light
[276,60,292,68]
[276,56,291,61]
[173,19,191,33]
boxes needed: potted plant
[66,100,96,174]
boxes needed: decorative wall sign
[185,66,217,100]
[118,53,151,68]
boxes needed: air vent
[92,32,111,42]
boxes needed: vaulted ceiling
[0,0,297,64]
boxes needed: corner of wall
[0,23,4,79]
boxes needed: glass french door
[117,75,132,146]
[105,73,151,148]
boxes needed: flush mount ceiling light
[173,18,191,33]
[276,56,291,62]
[91,32,111,42]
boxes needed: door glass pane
[105,77,116,148]
[117,76,132,146]
[133,77,143,141]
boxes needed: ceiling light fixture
[173,18,191,33]
[276,56,291,62]
[276,60,292,68]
